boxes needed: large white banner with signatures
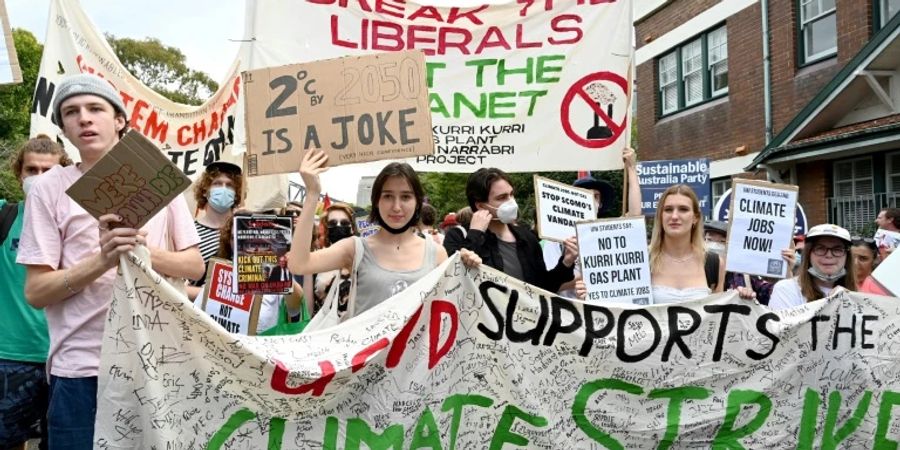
[96,252,900,448]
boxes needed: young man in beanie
[17,74,204,447]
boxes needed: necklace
[663,252,694,263]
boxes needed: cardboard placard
[637,158,711,215]
[243,50,433,175]
[200,258,261,335]
[0,0,21,85]
[65,130,192,229]
[534,175,597,242]
[576,216,652,305]
[724,179,798,278]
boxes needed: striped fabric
[191,221,221,286]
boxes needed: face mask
[489,199,518,224]
[376,207,420,235]
[208,187,235,213]
[794,251,803,269]
[22,176,36,197]
[327,225,353,244]
[808,266,846,283]
[705,241,726,255]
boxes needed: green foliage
[421,169,625,229]
[0,29,42,143]
[106,34,218,105]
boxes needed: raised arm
[623,147,642,217]
[287,150,353,275]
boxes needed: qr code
[767,259,784,275]
[633,297,649,305]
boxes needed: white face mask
[491,199,518,224]
[705,241,726,255]
[22,176,37,197]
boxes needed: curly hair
[194,167,244,212]
[10,134,73,179]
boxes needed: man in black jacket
[459,167,577,293]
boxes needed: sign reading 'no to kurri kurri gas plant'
[96,251,900,448]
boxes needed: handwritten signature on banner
[96,252,900,449]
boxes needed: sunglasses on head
[285,209,301,218]
[327,219,352,228]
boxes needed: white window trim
[656,25,728,116]
[800,0,837,63]
[884,0,900,28]
[708,27,729,97]
[659,53,679,115]
[682,39,704,107]
[888,150,900,193]
[833,157,874,198]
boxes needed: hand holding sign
[98,213,148,269]
[725,180,798,278]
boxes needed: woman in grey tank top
[287,151,450,317]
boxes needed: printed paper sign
[0,0,21,85]
[99,252,900,448]
[233,215,293,294]
[246,0,633,173]
[65,130,192,229]
[725,179,798,278]
[714,187,808,236]
[200,258,260,335]
[576,216,652,305]
[872,247,899,295]
[534,175,597,242]
[637,158,711,215]
[243,51,433,175]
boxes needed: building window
[879,0,900,28]
[656,25,727,117]
[830,157,875,233]
[799,0,837,64]
[888,151,900,205]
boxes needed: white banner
[98,251,900,448]
[246,0,633,173]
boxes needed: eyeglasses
[285,210,301,218]
[327,219,351,228]
[851,236,875,244]
[811,245,847,257]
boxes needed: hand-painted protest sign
[243,51,433,175]
[65,130,191,229]
[637,158,711,215]
[576,217,652,304]
[245,0,633,173]
[355,217,379,238]
[534,175,597,242]
[725,179,798,278]
[0,0,21,85]
[99,251,900,448]
[715,187,808,236]
[200,258,260,335]
[34,0,244,178]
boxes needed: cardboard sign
[576,217,652,305]
[200,258,261,335]
[724,179,798,278]
[637,158,711,215]
[872,247,899,295]
[65,130,192,229]
[243,51,433,175]
[534,175,597,242]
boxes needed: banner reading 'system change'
[97,251,900,448]
[246,0,633,172]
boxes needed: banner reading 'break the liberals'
[246,0,633,172]
[97,252,900,448]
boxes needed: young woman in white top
[768,224,858,310]
[288,151,480,317]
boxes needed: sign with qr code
[725,180,798,279]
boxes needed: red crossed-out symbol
[560,71,629,149]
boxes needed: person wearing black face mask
[312,203,359,315]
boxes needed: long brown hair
[797,235,858,301]
[369,162,424,224]
[321,202,357,247]
[649,184,706,273]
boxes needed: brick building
[634,0,900,234]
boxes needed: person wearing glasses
[312,203,358,316]
[768,224,858,310]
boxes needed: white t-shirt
[768,278,833,311]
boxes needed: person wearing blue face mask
[186,161,244,302]
[461,167,577,292]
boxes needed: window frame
[888,150,900,195]
[875,0,900,30]
[797,0,838,66]
[656,24,728,118]
[833,156,874,198]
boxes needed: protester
[17,74,204,447]
[186,161,244,301]
[459,167,576,292]
[312,202,358,316]
[792,234,806,275]
[443,206,472,255]
[417,203,443,245]
[768,224,858,310]
[703,220,794,305]
[874,207,899,261]
[289,151,478,317]
[876,207,899,232]
[0,136,71,450]
[851,236,890,295]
